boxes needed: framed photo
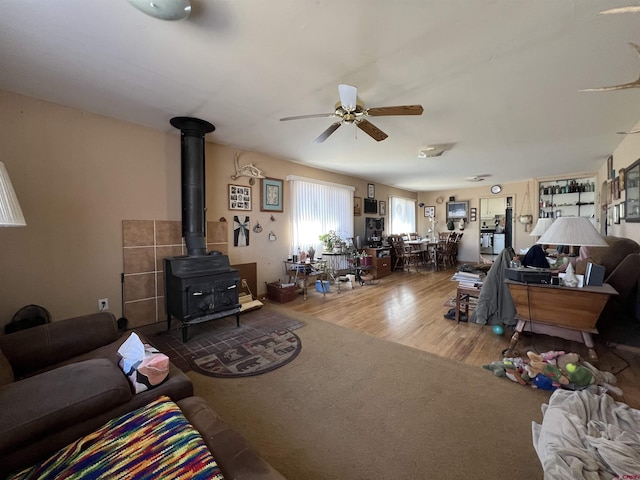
[613,176,621,200]
[260,177,283,212]
[620,201,625,220]
[367,183,375,199]
[424,205,435,217]
[601,180,609,208]
[229,184,252,211]
[379,201,386,216]
[470,207,477,222]
[619,168,626,191]
[607,155,613,180]
[354,196,362,216]
[614,204,621,224]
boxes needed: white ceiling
[1,1,640,192]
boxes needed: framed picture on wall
[367,183,375,199]
[607,155,613,180]
[379,201,386,216]
[260,177,283,212]
[354,196,362,216]
[470,207,477,222]
[229,184,252,211]
[424,206,435,217]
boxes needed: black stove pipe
[170,116,215,256]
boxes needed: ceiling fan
[280,84,423,143]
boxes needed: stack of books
[451,270,484,289]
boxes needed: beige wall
[204,143,416,291]
[0,90,415,325]
[417,180,536,263]
[1,89,638,327]
[601,120,640,242]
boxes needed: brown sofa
[575,235,640,326]
[0,312,284,479]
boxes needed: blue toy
[492,325,504,335]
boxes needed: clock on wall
[491,184,502,194]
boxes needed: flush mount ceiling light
[127,0,191,20]
[417,145,448,158]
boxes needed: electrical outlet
[99,298,109,311]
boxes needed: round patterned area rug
[190,329,302,378]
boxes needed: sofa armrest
[0,312,119,378]
[605,253,640,299]
[178,396,286,480]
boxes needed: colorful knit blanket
[9,396,224,479]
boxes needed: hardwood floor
[271,267,640,409]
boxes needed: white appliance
[493,233,505,254]
[480,232,493,254]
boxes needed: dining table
[405,239,441,268]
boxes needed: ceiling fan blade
[357,119,388,142]
[338,84,358,111]
[367,105,424,116]
[617,128,640,134]
[314,122,342,143]
[280,113,335,121]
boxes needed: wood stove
[164,117,241,342]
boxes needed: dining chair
[402,237,423,271]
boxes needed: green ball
[566,363,576,373]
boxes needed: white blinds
[389,196,416,234]
[287,176,354,254]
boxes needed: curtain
[287,175,354,255]
[389,196,416,234]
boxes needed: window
[287,176,354,252]
[389,196,416,234]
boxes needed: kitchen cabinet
[538,176,596,220]
[481,197,506,219]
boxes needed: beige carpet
[188,311,551,480]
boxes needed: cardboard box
[266,282,298,303]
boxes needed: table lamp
[529,217,554,238]
[0,161,26,227]
[536,217,607,287]
[536,217,607,248]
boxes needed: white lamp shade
[530,217,554,237]
[536,216,607,247]
[0,162,26,227]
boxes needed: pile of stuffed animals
[482,350,623,396]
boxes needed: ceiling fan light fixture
[127,0,191,20]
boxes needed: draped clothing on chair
[469,248,517,326]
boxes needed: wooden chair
[402,237,423,271]
[388,235,405,271]
[436,233,458,270]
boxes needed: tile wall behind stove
[122,220,229,328]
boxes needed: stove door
[186,277,239,319]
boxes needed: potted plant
[319,230,342,252]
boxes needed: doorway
[479,196,513,260]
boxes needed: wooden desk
[505,279,618,362]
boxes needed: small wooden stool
[455,285,481,323]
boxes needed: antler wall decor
[230,152,265,182]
